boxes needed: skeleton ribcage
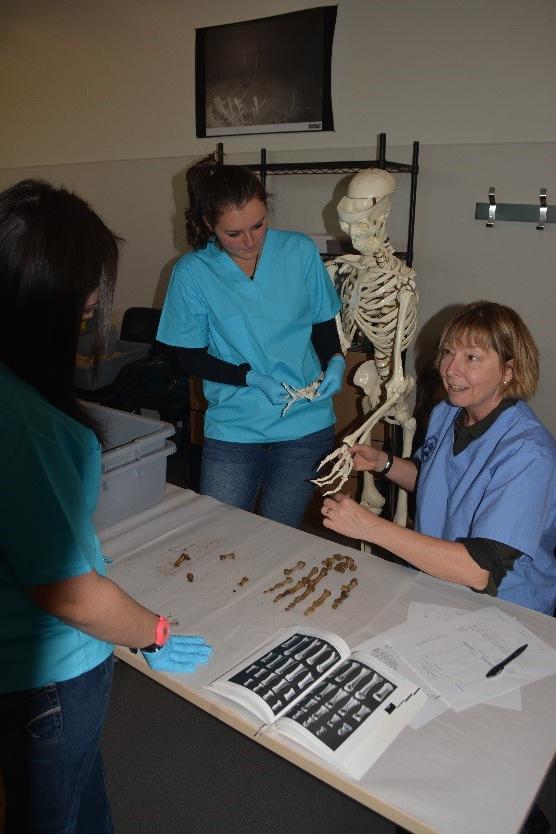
[339,255,417,375]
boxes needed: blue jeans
[201,425,334,528]
[0,656,114,834]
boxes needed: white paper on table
[354,635,451,727]
[356,604,523,728]
[388,606,556,712]
[405,601,476,623]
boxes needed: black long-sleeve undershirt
[172,317,341,386]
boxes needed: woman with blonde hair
[322,301,556,615]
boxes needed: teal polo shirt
[0,364,113,692]
[158,229,341,442]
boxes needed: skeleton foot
[311,444,354,495]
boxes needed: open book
[207,626,428,779]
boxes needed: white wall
[1,1,555,429]
[3,0,556,167]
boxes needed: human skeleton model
[313,168,418,527]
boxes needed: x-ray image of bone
[274,657,298,676]
[288,696,320,721]
[316,651,338,674]
[307,641,340,672]
[352,704,371,723]
[264,696,283,713]
[302,704,329,728]
[311,681,337,700]
[294,638,322,661]
[337,722,353,738]
[252,672,279,694]
[259,650,277,665]
[230,657,278,686]
[324,688,351,711]
[283,635,312,655]
[334,660,360,684]
[337,695,360,719]
[281,633,307,650]
[344,667,373,692]
[284,662,307,684]
[327,713,342,730]
[265,653,290,671]
[354,671,383,700]
[373,682,395,702]
[270,677,293,695]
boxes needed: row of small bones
[264,555,358,615]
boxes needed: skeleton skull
[337,169,397,255]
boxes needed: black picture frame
[195,6,336,138]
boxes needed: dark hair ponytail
[185,155,268,249]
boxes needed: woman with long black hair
[0,180,212,833]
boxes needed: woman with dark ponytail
[158,155,345,527]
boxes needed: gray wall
[2,0,555,429]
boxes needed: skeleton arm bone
[311,386,405,495]
[313,287,417,497]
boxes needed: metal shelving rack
[216,132,420,268]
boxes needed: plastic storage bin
[84,403,176,530]
[75,332,150,390]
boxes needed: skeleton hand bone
[311,386,403,495]
[281,373,324,416]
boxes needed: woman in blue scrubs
[321,301,556,616]
[0,180,212,834]
[158,156,345,527]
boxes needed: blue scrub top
[415,400,556,614]
[0,364,113,693]
[157,229,341,443]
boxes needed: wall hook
[486,186,496,228]
[536,188,548,231]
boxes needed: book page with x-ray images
[206,627,350,724]
[273,649,428,778]
[207,628,428,776]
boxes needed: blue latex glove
[142,635,213,672]
[246,369,287,406]
[315,354,345,399]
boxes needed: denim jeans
[0,655,114,834]
[201,425,335,528]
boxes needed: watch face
[141,642,163,653]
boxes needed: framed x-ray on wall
[195,6,337,137]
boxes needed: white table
[102,487,556,834]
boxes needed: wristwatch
[130,615,170,654]
[380,450,394,476]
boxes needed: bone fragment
[332,578,358,609]
[264,576,293,594]
[304,589,331,616]
[283,560,306,575]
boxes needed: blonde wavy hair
[435,301,539,400]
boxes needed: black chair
[114,307,189,429]
[120,306,163,348]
